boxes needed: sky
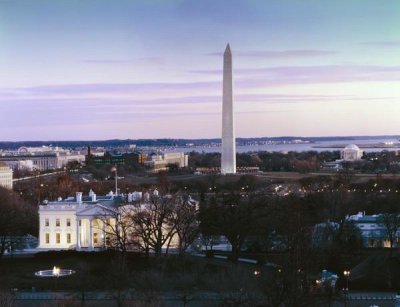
[1,0,400,141]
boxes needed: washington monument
[221,43,236,174]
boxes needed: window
[56,219,60,227]
[45,233,50,244]
[45,218,49,227]
[66,233,71,244]
[56,233,61,244]
[93,233,98,244]
[66,218,71,227]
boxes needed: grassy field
[0,251,257,293]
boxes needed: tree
[97,192,199,257]
[97,205,134,253]
[381,213,400,250]
[200,193,263,262]
[171,194,199,255]
[157,171,171,194]
[0,187,37,258]
[56,174,76,199]
[129,195,177,256]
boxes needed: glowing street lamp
[343,270,350,292]
[111,165,118,195]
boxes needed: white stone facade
[38,190,193,252]
[341,144,363,161]
[0,162,13,189]
[144,152,188,171]
[221,43,236,174]
[38,192,116,250]
[0,146,85,171]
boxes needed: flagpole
[114,164,118,195]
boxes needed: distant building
[348,212,398,248]
[2,159,34,171]
[86,147,147,166]
[0,162,13,189]
[0,146,85,171]
[314,212,400,249]
[341,144,363,161]
[321,144,363,170]
[144,152,188,172]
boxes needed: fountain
[35,266,75,278]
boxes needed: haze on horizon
[1,0,400,141]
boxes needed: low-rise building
[0,146,85,171]
[313,212,400,249]
[86,148,147,166]
[0,162,13,189]
[348,212,398,248]
[3,160,34,171]
[37,190,197,251]
[144,152,188,171]
[38,191,119,250]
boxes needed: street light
[111,165,118,195]
[343,270,350,292]
[38,183,44,204]
[343,270,350,306]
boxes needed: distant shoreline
[313,143,400,149]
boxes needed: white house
[38,189,197,252]
[38,190,118,250]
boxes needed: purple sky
[1,0,400,141]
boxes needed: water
[162,138,400,154]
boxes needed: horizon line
[1,134,400,143]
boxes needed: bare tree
[381,213,400,249]
[97,205,135,253]
[97,192,198,257]
[129,195,177,256]
[56,174,76,199]
[0,291,15,307]
[171,194,198,255]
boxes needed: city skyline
[1,0,400,141]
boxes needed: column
[89,219,93,250]
[102,220,106,248]
[76,219,80,250]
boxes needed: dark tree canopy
[0,187,38,257]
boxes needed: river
[160,138,400,154]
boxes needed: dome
[343,144,360,151]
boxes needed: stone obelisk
[221,43,236,174]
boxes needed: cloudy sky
[1,0,400,141]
